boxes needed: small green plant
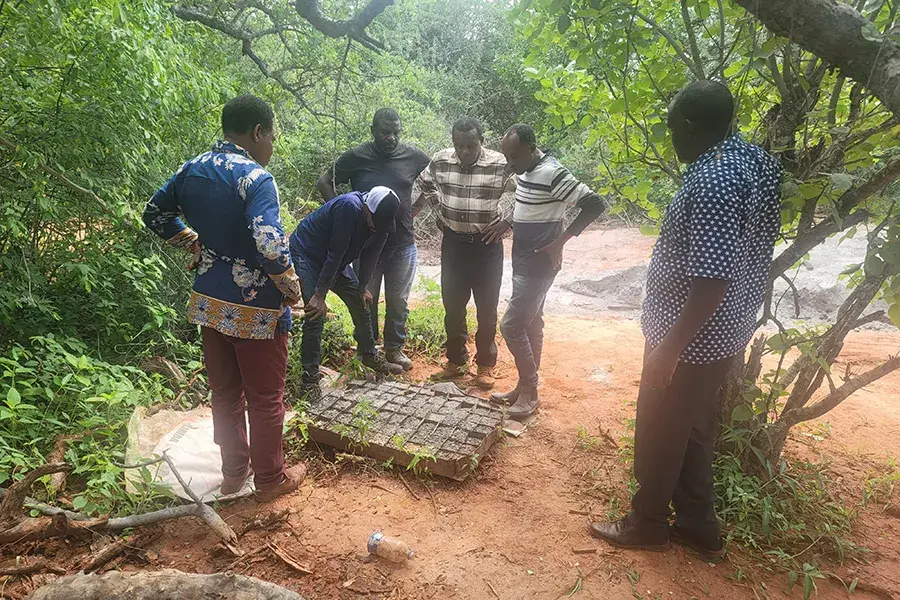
[787,563,826,600]
[333,398,377,447]
[626,569,642,600]
[0,335,172,515]
[863,456,899,508]
[406,445,437,476]
[576,424,603,451]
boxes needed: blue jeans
[500,274,556,389]
[293,254,377,378]
[361,243,418,351]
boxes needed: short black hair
[372,107,401,127]
[452,116,484,139]
[505,123,536,145]
[222,94,274,136]
[671,80,734,137]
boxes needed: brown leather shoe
[255,463,308,503]
[472,366,496,389]
[670,525,725,564]
[438,361,468,380]
[589,517,669,551]
[220,469,252,496]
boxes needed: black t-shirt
[333,141,430,248]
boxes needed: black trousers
[631,347,736,544]
[441,230,503,367]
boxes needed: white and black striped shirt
[512,154,604,277]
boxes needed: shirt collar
[212,140,252,158]
[450,148,489,167]
[687,134,743,176]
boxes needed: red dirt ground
[4,229,899,599]
[144,318,900,600]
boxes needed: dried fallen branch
[0,454,236,546]
[0,560,66,577]
[26,569,305,600]
[80,529,161,574]
[238,508,291,537]
[268,542,312,575]
[0,463,69,529]
[46,435,86,497]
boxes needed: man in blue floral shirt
[143,95,305,502]
[590,81,782,562]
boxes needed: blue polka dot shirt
[642,134,783,364]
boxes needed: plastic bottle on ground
[367,532,415,563]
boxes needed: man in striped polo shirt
[493,124,605,420]
[414,117,516,389]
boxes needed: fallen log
[25,570,305,600]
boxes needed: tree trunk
[26,570,305,600]
[733,0,900,118]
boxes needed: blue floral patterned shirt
[642,135,782,364]
[143,141,301,339]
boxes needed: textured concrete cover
[306,380,504,480]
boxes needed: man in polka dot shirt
[590,81,782,562]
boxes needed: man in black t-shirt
[317,108,430,371]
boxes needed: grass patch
[610,415,860,594]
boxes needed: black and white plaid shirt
[642,135,782,364]
[414,148,516,234]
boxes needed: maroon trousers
[201,327,288,488]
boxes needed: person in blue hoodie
[289,186,402,400]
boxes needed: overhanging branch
[733,0,900,117]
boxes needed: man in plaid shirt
[413,117,515,389]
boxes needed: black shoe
[506,387,540,422]
[386,349,413,371]
[670,525,725,564]
[298,373,322,403]
[490,387,519,406]
[361,353,403,375]
[589,517,669,552]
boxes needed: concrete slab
[306,380,505,480]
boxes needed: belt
[444,228,483,244]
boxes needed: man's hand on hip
[481,218,511,245]
[535,234,570,270]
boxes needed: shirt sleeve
[686,166,744,281]
[549,166,605,237]
[243,170,301,301]
[332,148,359,186]
[315,200,356,295]
[415,159,439,209]
[499,172,517,223]
[358,232,388,290]
[142,163,198,250]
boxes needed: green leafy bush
[0,335,170,514]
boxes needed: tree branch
[680,0,706,79]
[635,10,706,80]
[293,0,392,49]
[768,155,900,280]
[733,0,900,117]
[784,355,900,426]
